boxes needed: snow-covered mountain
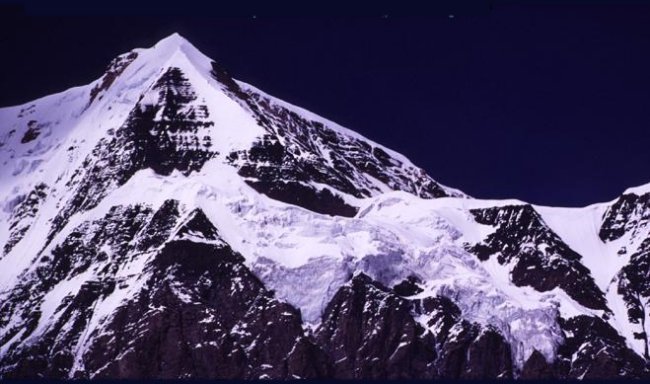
[0,33,649,379]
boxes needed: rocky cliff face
[469,204,607,311]
[0,33,649,379]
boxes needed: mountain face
[0,33,649,379]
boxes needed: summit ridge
[0,34,649,379]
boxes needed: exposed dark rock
[215,75,458,216]
[21,120,42,143]
[413,295,462,350]
[81,240,329,379]
[617,237,650,360]
[48,66,215,247]
[521,349,555,379]
[173,208,221,241]
[600,193,650,242]
[555,315,647,379]
[0,202,173,377]
[88,52,138,106]
[232,133,359,217]
[4,37,650,381]
[0,208,331,379]
[210,61,254,106]
[410,293,514,379]
[430,319,512,379]
[246,180,358,217]
[433,320,480,379]
[0,278,117,379]
[135,199,180,251]
[316,273,435,379]
[315,274,514,380]
[463,326,513,379]
[285,336,333,379]
[469,204,608,311]
[3,182,48,255]
[393,275,424,296]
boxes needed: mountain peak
[155,32,190,49]
[144,32,210,70]
[160,32,186,43]
[1,34,650,380]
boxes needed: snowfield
[0,33,649,378]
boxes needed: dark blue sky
[1,2,650,206]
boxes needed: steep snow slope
[0,33,648,379]
[536,191,650,360]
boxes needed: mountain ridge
[0,33,649,379]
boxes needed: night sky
[1,2,650,207]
